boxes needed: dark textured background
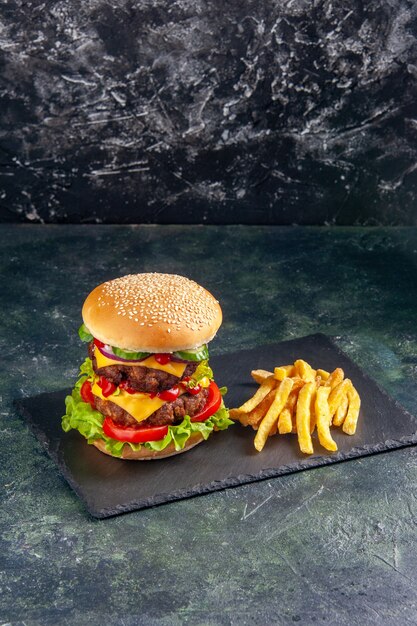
[1,0,417,225]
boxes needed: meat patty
[94,387,210,428]
[89,342,198,393]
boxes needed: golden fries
[231,357,361,455]
[251,369,273,384]
[343,382,361,435]
[254,378,294,451]
[296,382,315,454]
[238,377,275,413]
[332,393,348,427]
[274,365,295,381]
[328,379,351,417]
[316,387,337,452]
[277,408,293,434]
[317,368,330,381]
[243,389,277,428]
[324,368,344,389]
[294,359,316,382]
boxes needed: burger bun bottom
[92,432,204,460]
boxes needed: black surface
[15,334,417,518]
[2,2,417,225]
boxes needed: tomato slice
[80,380,96,409]
[102,418,169,443]
[191,381,222,422]
[97,376,117,397]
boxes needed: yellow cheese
[92,381,167,424]
[94,348,187,378]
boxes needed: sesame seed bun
[92,432,204,460]
[82,273,222,352]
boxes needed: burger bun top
[82,273,222,352]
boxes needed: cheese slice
[92,380,167,424]
[95,348,187,378]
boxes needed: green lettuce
[62,358,233,458]
[78,324,93,343]
[190,360,213,385]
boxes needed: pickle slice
[173,344,209,362]
[111,346,151,361]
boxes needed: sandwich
[62,273,233,459]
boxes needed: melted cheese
[92,380,167,424]
[95,349,187,377]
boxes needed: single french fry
[229,408,245,421]
[332,393,348,427]
[278,408,293,434]
[315,386,338,452]
[324,368,344,389]
[309,376,322,434]
[254,378,294,451]
[317,368,330,381]
[238,377,276,413]
[328,379,351,417]
[244,389,276,427]
[251,369,273,384]
[294,359,316,382]
[274,365,295,381]
[269,422,278,436]
[279,381,304,433]
[343,383,361,435]
[295,381,315,454]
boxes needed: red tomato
[94,339,105,348]
[158,386,180,402]
[102,417,168,443]
[80,379,96,408]
[98,376,117,397]
[191,381,222,422]
[154,353,171,365]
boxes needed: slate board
[15,334,417,518]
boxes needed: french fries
[277,408,293,434]
[251,369,273,384]
[238,377,275,413]
[324,368,344,389]
[296,382,315,454]
[231,358,361,455]
[316,387,337,452]
[254,378,294,451]
[274,365,295,381]
[328,378,351,417]
[333,393,349,427]
[294,359,316,383]
[343,382,361,435]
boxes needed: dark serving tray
[15,334,417,518]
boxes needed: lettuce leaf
[190,360,214,386]
[62,358,234,458]
[78,324,93,343]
